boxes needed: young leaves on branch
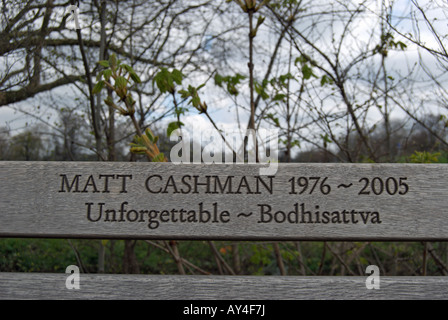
[93,54,165,162]
[409,151,440,163]
[228,0,270,13]
[130,128,165,161]
[94,54,141,116]
[254,79,269,100]
[374,32,407,57]
[167,121,184,137]
[179,84,207,114]
[153,68,183,94]
[214,73,246,96]
[295,55,318,80]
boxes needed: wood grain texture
[1,161,447,240]
[0,273,446,300]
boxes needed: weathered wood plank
[1,161,447,240]
[0,273,446,300]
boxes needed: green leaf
[397,41,407,50]
[98,60,109,68]
[233,73,246,83]
[104,95,114,107]
[256,16,265,28]
[214,73,223,86]
[295,55,308,65]
[265,113,280,127]
[214,73,246,96]
[126,95,135,107]
[154,68,170,93]
[175,106,188,117]
[130,72,141,84]
[409,151,440,163]
[130,146,148,154]
[320,133,332,144]
[92,81,105,94]
[227,83,238,95]
[131,135,145,147]
[291,139,301,148]
[115,76,128,90]
[167,121,184,137]
[302,64,314,80]
[179,89,189,98]
[172,69,183,85]
[154,68,182,93]
[277,73,293,85]
[254,82,269,100]
[320,75,333,86]
[96,70,104,81]
[272,93,286,102]
[103,69,112,81]
[121,64,134,74]
[109,54,117,69]
[121,64,141,84]
[145,128,155,142]
[191,96,200,108]
[152,153,165,162]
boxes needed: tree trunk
[123,240,140,274]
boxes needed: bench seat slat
[0,273,447,300]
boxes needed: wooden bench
[0,161,447,300]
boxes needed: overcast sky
[1,0,447,157]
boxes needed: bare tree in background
[1,0,447,276]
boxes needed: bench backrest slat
[1,161,447,241]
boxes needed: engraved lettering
[99,174,115,193]
[148,210,159,229]
[181,175,192,194]
[85,201,233,230]
[82,175,100,193]
[145,175,162,193]
[235,176,252,194]
[300,203,313,223]
[212,176,233,194]
[163,176,179,194]
[85,202,102,222]
[59,174,81,193]
[61,174,133,193]
[257,203,381,225]
[117,175,132,193]
[105,209,116,221]
[143,175,273,195]
[193,176,211,194]
[255,176,273,194]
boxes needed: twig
[208,241,236,275]
[318,241,327,275]
[164,240,186,275]
[66,239,88,273]
[273,242,287,275]
[145,240,211,275]
[326,242,356,276]
[426,242,448,276]
[422,241,428,276]
[295,242,306,275]
[73,0,102,158]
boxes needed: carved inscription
[55,172,410,231]
[2,162,448,240]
